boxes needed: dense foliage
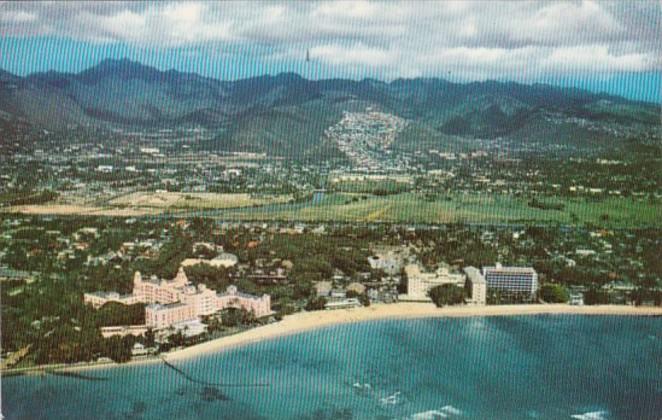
[429,284,466,307]
[538,284,570,303]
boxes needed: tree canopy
[538,284,570,303]
[429,284,465,307]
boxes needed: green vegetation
[538,284,570,303]
[95,302,145,327]
[1,214,659,368]
[305,297,327,311]
[528,198,565,211]
[346,290,370,306]
[329,180,411,195]
[429,284,466,307]
[220,308,255,328]
[584,288,610,305]
[183,264,232,291]
[218,192,661,228]
[0,190,58,207]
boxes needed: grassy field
[214,192,661,227]
[108,192,294,209]
[4,191,659,228]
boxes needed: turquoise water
[3,316,661,419]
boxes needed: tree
[538,284,570,303]
[429,284,465,307]
[183,263,231,290]
[103,335,134,363]
[584,288,609,305]
[143,328,156,347]
[305,296,327,311]
[346,290,370,306]
[221,308,254,327]
[95,302,145,327]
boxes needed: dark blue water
[3,316,661,419]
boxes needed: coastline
[164,303,662,362]
[4,303,661,375]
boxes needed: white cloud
[1,1,660,78]
[70,3,234,46]
[512,1,624,45]
[311,43,396,66]
[0,10,38,23]
[541,45,655,73]
[312,1,381,19]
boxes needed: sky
[1,1,660,102]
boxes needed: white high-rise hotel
[85,267,272,329]
[482,264,538,297]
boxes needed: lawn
[214,192,661,227]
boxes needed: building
[216,285,272,318]
[180,252,238,269]
[324,298,362,310]
[368,255,399,274]
[145,302,196,329]
[401,264,466,301]
[463,266,487,305]
[83,291,140,308]
[85,267,272,330]
[314,281,333,298]
[569,293,584,306]
[482,264,538,296]
[100,325,149,338]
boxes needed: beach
[6,312,660,419]
[5,303,660,375]
[163,303,662,362]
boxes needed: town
[2,213,659,369]
[1,121,659,223]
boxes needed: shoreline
[164,303,662,362]
[4,303,661,375]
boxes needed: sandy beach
[163,303,662,362]
[5,303,660,375]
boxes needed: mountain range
[1,58,659,158]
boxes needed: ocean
[2,315,661,419]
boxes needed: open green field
[4,191,659,228]
[213,192,661,227]
[108,192,294,209]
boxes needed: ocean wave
[407,405,463,419]
[379,391,402,406]
[570,410,610,420]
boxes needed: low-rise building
[100,325,149,338]
[401,264,465,301]
[314,281,333,297]
[325,298,362,310]
[180,252,238,269]
[83,291,140,308]
[368,255,399,274]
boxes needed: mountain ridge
[0,59,659,159]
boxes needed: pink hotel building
[84,267,272,330]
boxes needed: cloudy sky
[1,1,660,101]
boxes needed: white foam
[352,382,372,390]
[440,405,462,415]
[570,410,609,420]
[408,405,462,419]
[379,391,401,405]
[409,409,448,419]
